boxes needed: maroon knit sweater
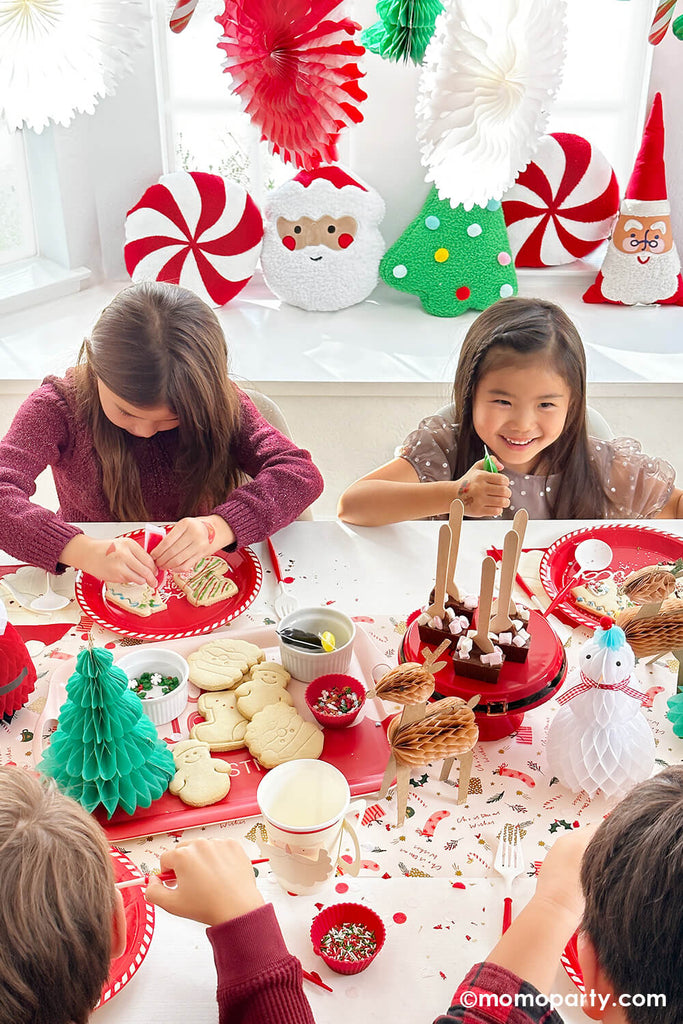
[0,375,324,571]
[208,904,315,1024]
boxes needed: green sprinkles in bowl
[129,671,181,700]
[313,686,361,717]
[320,922,377,961]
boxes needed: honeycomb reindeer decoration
[617,559,683,688]
[370,640,479,825]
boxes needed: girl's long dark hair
[452,297,611,518]
[75,281,242,521]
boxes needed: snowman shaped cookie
[169,739,232,807]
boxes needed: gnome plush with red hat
[583,93,683,306]
[261,165,386,311]
[0,597,37,722]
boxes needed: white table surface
[2,519,682,1024]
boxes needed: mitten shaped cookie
[188,639,265,690]
[234,662,292,719]
[190,691,248,751]
[245,703,323,768]
[169,739,232,807]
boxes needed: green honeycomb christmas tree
[40,645,174,818]
[380,187,517,317]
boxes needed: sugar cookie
[572,577,635,619]
[234,662,292,719]
[190,691,248,751]
[187,638,265,691]
[104,581,167,617]
[169,738,232,807]
[245,703,323,768]
[172,555,238,607]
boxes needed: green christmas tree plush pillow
[380,188,517,317]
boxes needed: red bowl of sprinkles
[310,902,385,975]
[305,674,366,729]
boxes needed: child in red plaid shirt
[435,766,683,1024]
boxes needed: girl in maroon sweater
[0,282,323,581]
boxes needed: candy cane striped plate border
[96,848,155,1008]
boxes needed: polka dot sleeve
[590,437,675,519]
[396,410,459,483]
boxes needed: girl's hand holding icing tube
[153,515,236,571]
[454,458,511,517]
[60,535,159,587]
[145,839,264,926]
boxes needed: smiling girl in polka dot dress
[338,297,683,523]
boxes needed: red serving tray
[97,848,155,1009]
[540,524,683,630]
[44,625,392,841]
[75,530,262,641]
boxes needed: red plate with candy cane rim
[561,931,585,993]
[75,530,262,640]
[539,524,683,630]
[96,847,155,1009]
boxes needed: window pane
[0,125,36,266]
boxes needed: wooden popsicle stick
[474,556,496,654]
[425,523,451,619]
[446,499,464,601]
[508,508,529,615]
[490,531,518,633]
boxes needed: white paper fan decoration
[416,0,568,211]
[0,0,146,133]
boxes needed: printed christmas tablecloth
[2,566,682,886]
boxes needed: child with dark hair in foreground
[0,767,314,1024]
[435,766,683,1024]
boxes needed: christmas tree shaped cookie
[380,187,517,316]
[39,645,174,818]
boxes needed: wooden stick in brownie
[446,499,464,602]
[452,556,505,683]
[491,527,532,664]
[507,508,529,617]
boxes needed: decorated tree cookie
[502,134,619,267]
[39,645,175,818]
[362,0,443,64]
[380,188,517,316]
[583,93,683,306]
[0,597,36,722]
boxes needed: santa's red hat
[266,165,385,223]
[622,92,670,217]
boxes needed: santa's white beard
[261,228,384,311]
[601,243,681,304]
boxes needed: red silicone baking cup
[310,902,385,975]
[305,674,366,729]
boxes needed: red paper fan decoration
[0,599,37,722]
[216,0,367,171]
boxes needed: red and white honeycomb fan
[124,171,263,307]
[502,134,619,267]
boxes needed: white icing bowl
[277,607,356,683]
[116,647,189,726]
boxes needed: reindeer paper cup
[256,760,360,895]
[277,607,356,683]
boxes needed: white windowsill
[0,258,91,316]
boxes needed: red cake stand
[400,610,567,741]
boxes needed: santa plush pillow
[261,166,386,311]
[583,93,683,306]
